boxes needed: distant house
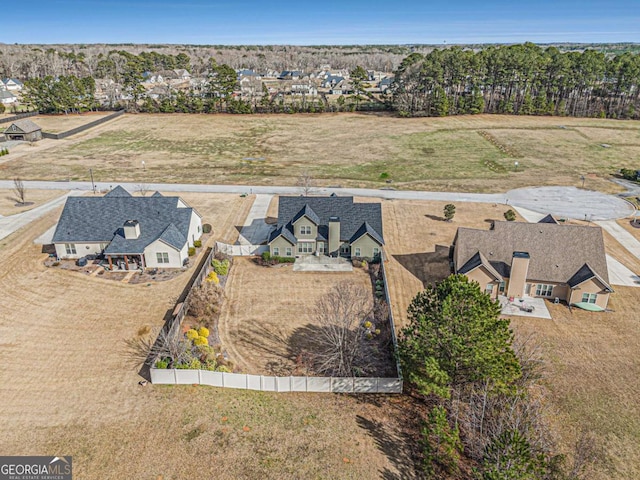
[237,69,260,79]
[322,75,344,88]
[0,90,17,104]
[1,78,24,91]
[379,77,394,93]
[291,80,317,96]
[452,219,613,309]
[278,70,302,80]
[3,119,42,142]
[145,85,171,100]
[52,186,203,270]
[173,69,191,80]
[268,196,384,260]
[330,80,353,95]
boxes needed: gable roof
[458,251,504,281]
[350,221,385,245]
[52,192,198,254]
[291,204,321,225]
[454,221,609,285]
[4,119,41,134]
[0,90,16,100]
[105,185,132,197]
[1,78,23,86]
[567,263,613,291]
[538,214,559,224]
[269,196,383,245]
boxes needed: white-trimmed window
[156,252,170,264]
[486,284,494,294]
[373,247,380,257]
[286,247,292,256]
[65,243,76,255]
[299,225,311,235]
[298,243,313,253]
[582,293,597,304]
[535,284,554,297]
[498,281,506,293]
[273,247,280,256]
[340,244,350,254]
[354,247,361,257]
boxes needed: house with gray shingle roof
[0,90,17,105]
[4,119,42,142]
[268,196,384,260]
[452,218,613,310]
[52,186,203,270]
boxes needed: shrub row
[0,148,9,156]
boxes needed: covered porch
[105,253,145,271]
[497,295,552,319]
[292,254,353,272]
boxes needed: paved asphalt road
[0,180,634,219]
[0,180,636,245]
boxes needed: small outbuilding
[3,119,42,142]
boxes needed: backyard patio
[498,295,552,319]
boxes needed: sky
[2,0,639,45]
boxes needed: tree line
[389,43,640,119]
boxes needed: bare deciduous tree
[297,170,314,196]
[124,326,193,369]
[13,177,26,204]
[137,183,149,197]
[310,281,373,377]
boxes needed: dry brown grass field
[1,113,639,193]
[0,193,417,479]
[218,258,379,376]
[381,199,640,479]
[28,111,114,133]
[0,188,68,216]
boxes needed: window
[299,225,311,235]
[285,247,292,256]
[198,225,201,233]
[535,284,554,297]
[273,247,280,256]
[498,281,506,293]
[156,252,170,264]
[65,243,76,255]
[340,244,350,255]
[298,243,313,253]
[354,247,361,257]
[486,283,494,294]
[582,293,597,304]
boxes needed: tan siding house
[268,195,384,260]
[452,220,613,310]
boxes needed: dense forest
[3,42,640,119]
[389,43,640,119]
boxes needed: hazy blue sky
[2,0,639,44]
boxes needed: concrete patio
[498,295,552,319]
[293,254,353,272]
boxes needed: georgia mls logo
[0,456,72,480]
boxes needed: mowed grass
[1,113,640,193]
[0,194,415,480]
[28,112,115,133]
[383,199,640,479]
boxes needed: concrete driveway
[507,186,635,221]
[605,255,640,287]
[237,194,274,246]
[0,191,84,242]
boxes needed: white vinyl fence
[215,241,268,257]
[151,368,402,393]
